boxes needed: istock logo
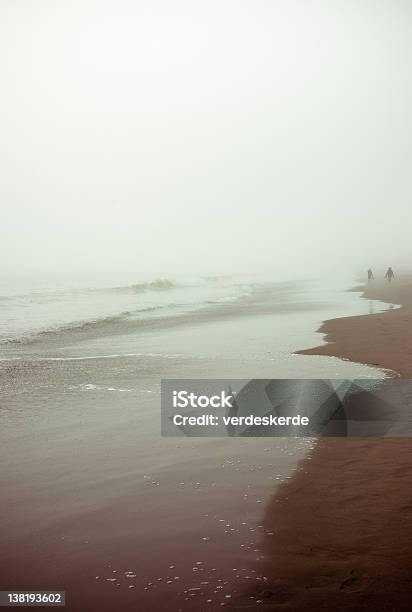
[172,390,233,409]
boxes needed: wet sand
[0,362,309,612]
[1,284,325,612]
[0,355,310,612]
[249,278,412,611]
[0,280,397,611]
[299,277,412,377]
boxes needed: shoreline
[0,279,408,611]
[0,280,337,612]
[297,278,412,377]
[250,278,412,610]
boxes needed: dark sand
[299,278,412,377]
[246,279,412,611]
[0,285,319,612]
[1,280,409,611]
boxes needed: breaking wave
[0,275,255,346]
[109,278,177,293]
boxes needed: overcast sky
[1,0,411,283]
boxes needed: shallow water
[0,277,394,611]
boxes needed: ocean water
[0,274,394,382]
[0,275,397,612]
[0,275,396,421]
[0,276,253,345]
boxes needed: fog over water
[2,0,411,285]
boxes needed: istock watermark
[172,390,234,409]
[161,378,412,437]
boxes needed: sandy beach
[299,276,412,377]
[248,278,412,611]
[4,1,412,610]
[0,279,387,612]
[0,278,409,611]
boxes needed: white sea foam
[67,383,154,393]
[32,352,186,361]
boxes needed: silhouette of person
[367,269,374,283]
[385,267,395,283]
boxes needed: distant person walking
[385,267,395,283]
[367,268,374,283]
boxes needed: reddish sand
[300,278,412,378]
[245,279,412,611]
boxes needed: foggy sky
[1,0,412,283]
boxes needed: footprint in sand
[305,569,372,593]
[253,582,296,604]
[339,569,372,593]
